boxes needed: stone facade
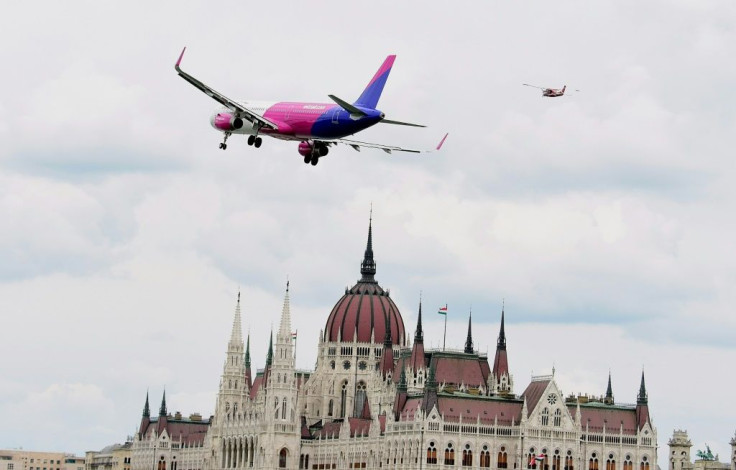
[86,443,131,470]
[132,221,662,470]
[0,451,84,470]
[667,430,734,470]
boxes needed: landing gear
[219,132,231,150]
[247,135,263,148]
[310,155,319,166]
[304,155,311,164]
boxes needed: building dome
[323,219,406,346]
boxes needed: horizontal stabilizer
[328,94,366,119]
[379,118,426,128]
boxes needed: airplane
[522,84,577,97]
[174,48,446,166]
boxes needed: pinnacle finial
[497,303,507,350]
[360,211,376,281]
[159,389,167,417]
[414,294,424,343]
[464,310,474,354]
[143,390,150,418]
[398,356,407,391]
[245,332,251,368]
[606,370,613,401]
[266,330,273,366]
[637,369,648,405]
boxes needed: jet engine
[298,141,328,157]
[211,113,244,131]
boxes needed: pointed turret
[277,281,292,342]
[159,390,167,416]
[492,304,512,394]
[230,291,243,344]
[138,391,151,437]
[410,298,426,372]
[604,371,614,404]
[244,333,252,389]
[360,212,377,282]
[636,370,650,430]
[266,330,273,367]
[394,357,408,421]
[464,311,474,354]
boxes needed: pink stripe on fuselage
[263,102,337,137]
[366,55,396,88]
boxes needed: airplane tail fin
[562,86,566,94]
[354,55,396,109]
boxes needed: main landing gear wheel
[254,137,262,148]
[304,155,311,164]
[310,154,319,166]
[220,132,231,150]
[247,135,255,146]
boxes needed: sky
[1,0,735,460]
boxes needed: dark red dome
[323,219,406,346]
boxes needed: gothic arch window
[542,407,550,426]
[427,441,437,465]
[281,397,287,420]
[340,381,348,418]
[279,448,287,468]
[498,446,508,469]
[445,443,455,466]
[606,455,616,470]
[640,456,649,470]
[589,453,599,470]
[480,445,491,468]
[328,399,334,417]
[229,379,232,389]
[566,450,574,470]
[624,456,633,470]
[157,457,165,470]
[553,450,561,470]
[355,381,367,415]
[463,444,473,467]
[274,397,279,418]
[554,409,561,426]
[529,448,537,469]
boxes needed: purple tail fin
[354,55,396,109]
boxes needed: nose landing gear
[219,132,231,150]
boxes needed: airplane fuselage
[210,101,384,140]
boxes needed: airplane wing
[522,83,547,90]
[327,133,448,154]
[174,47,279,131]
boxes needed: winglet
[175,47,186,69]
[436,133,449,151]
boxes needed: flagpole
[443,304,447,351]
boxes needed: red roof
[569,404,639,435]
[521,380,550,416]
[348,418,372,437]
[400,395,523,426]
[493,348,509,377]
[324,282,405,345]
[249,376,263,400]
[141,417,210,445]
[432,354,490,388]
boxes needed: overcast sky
[1,0,735,460]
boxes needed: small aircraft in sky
[522,84,578,97]
[175,48,446,166]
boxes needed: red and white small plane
[523,84,573,97]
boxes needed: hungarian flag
[291,331,298,340]
[438,305,448,315]
[536,455,546,463]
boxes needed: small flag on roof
[438,305,448,315]
[291,331,297,340]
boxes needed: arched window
[157,457,165,470]
[328,399,334,417]
[553,450,561,470]
[529,448,537,469]
[554,409,561,426]
[589,454,599,470]
[299,455,304,469]
[480,445,491,468]
[542,408,550,426]
[445,443,455,466]
[498,446,508,468]
[624,456,633,470]
[282,397,287,420]
[606,457,616,470]
[463,444,473,467]
[354,382,367,416]
[427,442,437,465]
[566,451,574,470]
[279,448,287,468]
[640,456,649,470]
[340,381,348,418]
[274,397,279,418]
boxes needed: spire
[230,291,243,344]
[266,330,273,367]
[278,280,292,340]
[605,371,614,404]
[245,333,251,368]
[637,370,648,405]
[497,302,506,350]
[464,310,474,354]
[398,357,407,392]
[380,311,394,378]
[422,360,438,413]
[159,390,167,416]
[360,211,377,282]
[142,391,150,418]
[414,296,424,343]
